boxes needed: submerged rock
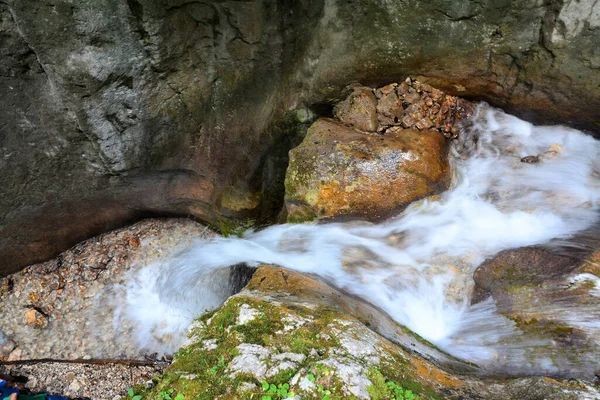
[473,246,579,302]
[473,246,600,377]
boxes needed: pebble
[521,155,540,164]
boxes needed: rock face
[1,0,600,274]
[285,118,450,221]
[139,265,600,400]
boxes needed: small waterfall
[111,104,600,376]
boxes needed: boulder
[285,118,450,222]
[472,247,600,377]
[140,265,600,400]
[333,85,378,132]
[472,246,579,302]
[0,218,253,360]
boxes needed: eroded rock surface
[0,218,218,360]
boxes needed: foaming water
[112,104,600,375]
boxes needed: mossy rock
[284,118,450,223]
[129,266,600,400]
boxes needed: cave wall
[1,0,599,275]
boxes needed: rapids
[112,104,600,376]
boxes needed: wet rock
[0,218,220,360]
[473,246,579,302]
[334,86,378,132]
[285,119,450,221]
[375,79,474,137]
[521,155,540,163]
[473,247,600,377]
[144,265,600,400]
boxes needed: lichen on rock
[136,265,600,400]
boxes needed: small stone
[404,92,421,104]
[521,155,540,164]
[376,83,397,96]
[549,144,563,153]
[7,348,24,361]
[0,340,16,357]
[397,81,410,94]
[25,308,48,329]
[28,291,40,303]
[126,237,141,247]
[416,117,434,130]
[334,86,378,132]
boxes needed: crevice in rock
[433,8,478,22]
[538,0,564,62]
[126,0,149,41]
[228,263,256,294]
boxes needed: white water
[113,104,600,375]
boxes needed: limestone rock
[143,265,600,400]
[285,119,450,221]
[334,86,378,132]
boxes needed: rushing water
[114,104,600,376]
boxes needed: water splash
[113,104,600,375]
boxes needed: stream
[100,104,600,376]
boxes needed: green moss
[367,368,424,400]
[130,295,447,400]
[286,205,318,224]
[212,218,255,238]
